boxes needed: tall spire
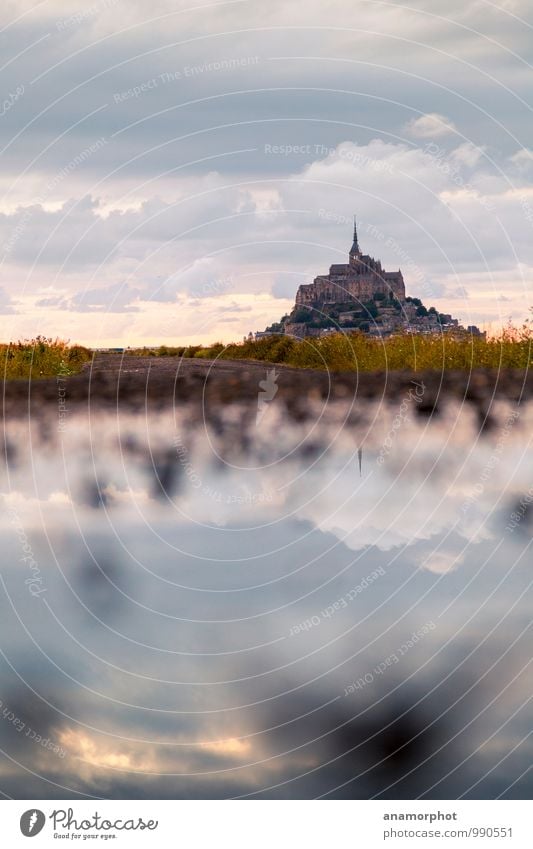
[350,215,360,257]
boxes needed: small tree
[291,307,313,324]
[363,301,378,318]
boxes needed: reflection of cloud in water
[0,400,531,798]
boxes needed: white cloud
[449,143,486,168]
[510,149,533,167]
[0,287,18,314]
[405,113,458,139]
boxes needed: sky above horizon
[0,0,532,346]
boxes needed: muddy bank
[1,354,532,419]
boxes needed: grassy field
[1,338,91,379]
[6,326,530,379]
[129,324,532,372]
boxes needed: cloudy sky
[0,0,532,345]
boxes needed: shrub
[0,338,91,380]
[183,345,202,358]
[291,307,314,324]
[205,323,532,372]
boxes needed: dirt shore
[2,354,532,419]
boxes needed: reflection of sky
[0,400,531,799]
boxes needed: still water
[0,391,531,798]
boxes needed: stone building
[295,218,405,307]
[254,216,485,339]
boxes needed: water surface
[0,391,531,798]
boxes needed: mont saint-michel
[260,219,483,339]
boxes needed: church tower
[349,216,361,267]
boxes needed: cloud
[510,149,533,167]
[405,113,458,139]
[36,281,141,313]
[148,257,233,302]
[0,287,18,314]
[449,143,486,168]
[1,131,531,341]
[418,547,466,575]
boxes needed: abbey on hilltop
[295,218,405,308]
[258,218,483,339]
